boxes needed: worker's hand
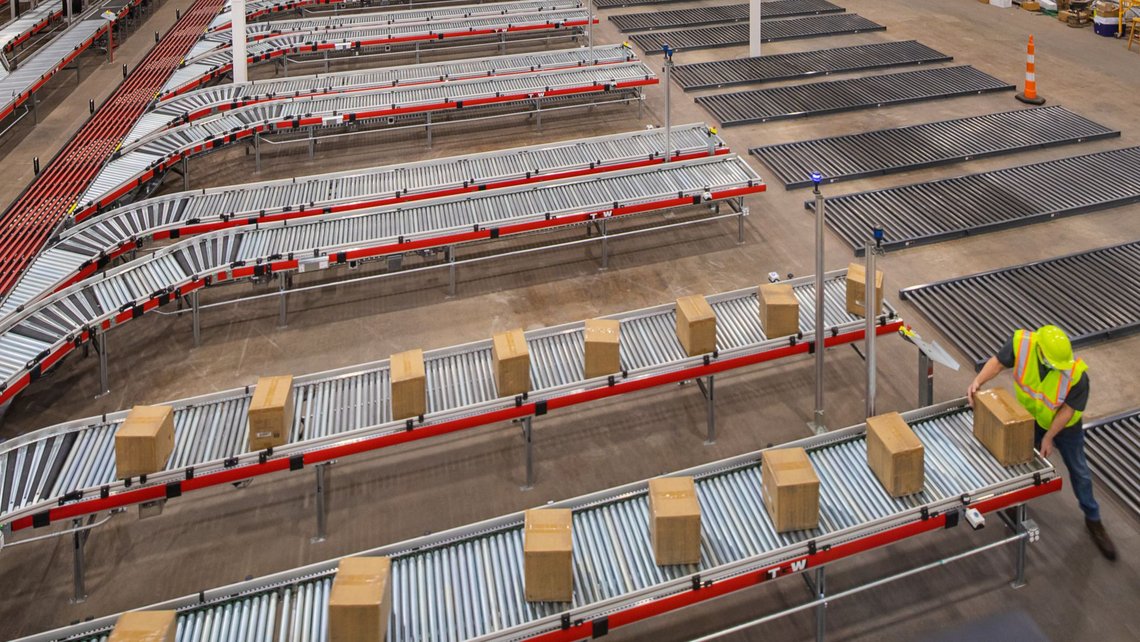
[966,379,981,407]
[1040,436,1054,459]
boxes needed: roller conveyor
[80,61,656,213]
[1086,410,1140,519]
[628,13,885,54]
[811,147,1140,254]
[161,8,595,97]
[898,240,1140,369]
[2,124,723,317]
[670,40,952,91]
[608,0,841,32]
[0,1,61,53]
[124,45,635,148]
[14,402,1059,642]
[0,268,895,537]
[753,106,1119,188]
[208,0,367,31]
[0,155,763,416]
[696,65,1014,127]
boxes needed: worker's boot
[1086,519,1117,561]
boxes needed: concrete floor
[1,0,1140,639]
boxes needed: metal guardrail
[629,13,885,54]
[899,240,1140,370]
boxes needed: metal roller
[609,0,842,33]
[629,13,885,54]
[1086,410,1140,519]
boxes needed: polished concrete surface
[1,0,1138,639]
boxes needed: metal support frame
[810,182,826,434]
[863,239,878,418]
[93,329,109,398]
[180,155,189,190]
[277,273,291,328]
[190,289,201,347]
[802,567,826,642]
[312,463,330,543]
[254,130,261,171]
[445,245,456,297]
[520,416,534,490]
[918,350,934,407]
[425,111,432,148]
[663,51,673,162]
[696,374,715,444]
[1007,503,1030,589]
[70,515,96,603]
[599,216,608,269]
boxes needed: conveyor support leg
[600,218,608,270]
[425,112,432,149]
[521,416,535,490]
[181,156,189,191]
[814,567,826,642]
[697,375,715,444]
[864,240,878,418]
[446,245,456,297]
[312,463,329,543]
[191,290,201,347]
[918,351,934,407]
[254,131,261,172]
[737,202,746,244]
[71,517,94,603]
[94,330,110,398]
[308,127,315,159]
[278,274,290,328]
[1010,503,1028,589]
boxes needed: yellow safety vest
[1011,329,1087,429]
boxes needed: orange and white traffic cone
[1015,35,1046,105]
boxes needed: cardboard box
[1022,1,1041,10]
[248,375,294,451]
[675,294,717,356]
[973,388,1036,465]
[115,405,175,479]
[390,349,427,420]
[648,476,701,565]
[846,262,884,318]
[492,328,531,397]
[584,319,621,379]
[759,283,800,338]
[761,447,820,532]
[866,412,925,497]
[329,557,392,642]
[108,611,176,642]
[524,508,573,602]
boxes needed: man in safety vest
[967,325,1116,561]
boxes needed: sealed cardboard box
[676,294,717,356]
[492,329,531,397]
[248,375,294,451]
[390,349,427,420]
[759,283,800,338]
[761,448,820,532]
[845,262,884,318]
[108,610,176,642]
[866,412,925,496]
[1022,1,1040,10]
[115,405,175,479]
[584,319,621,379]
[648,476,701,565]
[974,388,1036,465]
[329,556,392,642]
[524,508,573,602]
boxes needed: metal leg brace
[696,375,715,444]
[191,290,201,347]
[521,416,535,490]
[312,463,330,543]
[918,351,934,407]
[94,331,110,398]
[71,516,95,603]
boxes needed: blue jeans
[1036,426,1100,522]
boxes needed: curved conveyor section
[14,403,1058,642]
[3,124,722,317]
[0,268,890,535]
[0,155,761,411]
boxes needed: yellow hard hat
[1036,325,1075,370]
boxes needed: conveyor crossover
[629,13,885,54]
[1086,410,1140,519]
[122,45,635,149]
[899,240,1140,369]
[0,155,761,413]
[3,124,723,316]
[754,106,1118,188]
[812,147,1140,253]
[697,65,1014,126]
[15,403,1059,642]
[0,270,891,535]
[607,0,841,32]
[670,40,951,91]
[81,61,656,212]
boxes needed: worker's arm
[1039,404,1075,459]
[967,356,1007,406]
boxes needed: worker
[967,325,1116,561]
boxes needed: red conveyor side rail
[0,0,228,296]
[7,318,901,533]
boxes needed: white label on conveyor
[335,42,351,50]
[299,257,329,273]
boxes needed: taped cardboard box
[108,610,176,642]
[115,405,175,479]
[761,447,820,532]
[390,348,426,420]
[974,388,1036,465]
[845,262,884,318]
[249,375,294,451]
[524,508,573,602]
[493,328,531,397]
[866,412,925,496]
[759,283,799,338]
[676,294,717,356]
[584,318,621,379]
[329,556,392,642]
[648,476,701,565]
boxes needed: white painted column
[749,0,762,57]
[232,0,248,84]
